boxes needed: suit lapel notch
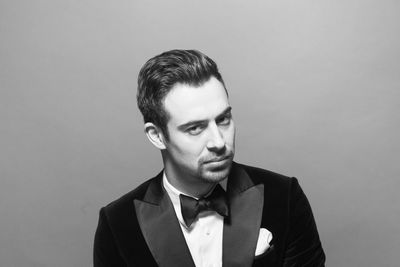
[227,162,257,196]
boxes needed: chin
[199,163,232,183]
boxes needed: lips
[204,155,232,164]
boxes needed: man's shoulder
[102,172,161,213]
[235,162,295,189]
[234,162,302,203]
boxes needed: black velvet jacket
[94,162,325,266]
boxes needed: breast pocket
[253,245,277,267]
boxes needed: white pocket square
[255,228,273,256]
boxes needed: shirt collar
[162,172,228,228]
[162,172,189,228]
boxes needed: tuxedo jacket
[94,162,325,267]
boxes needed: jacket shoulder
[102,175,158,215]
[236,162,294,187]
[95,175,161,266]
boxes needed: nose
[206,122,226,152]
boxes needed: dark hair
[137,49,226,139]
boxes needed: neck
[166,172,215,198]
[163,165,215,198]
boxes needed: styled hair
[137,49,225,139]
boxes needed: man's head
[137,49,226,140]
[137,49,235,196]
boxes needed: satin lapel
[223,163,264,267]
[134,175,195,267]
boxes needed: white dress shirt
[163,173,224,267]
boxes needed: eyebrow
[177,106,232,131]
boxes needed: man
[94,49,325,267]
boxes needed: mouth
[204,155,232,164]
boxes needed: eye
[217,114,231,126]
[186,124,205,135]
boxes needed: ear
[144,122,166,150]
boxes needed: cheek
[171,139,205,159]
[187,140,210,159]
[224,125,236,144]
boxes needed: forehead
[163,77,230,125]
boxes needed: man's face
[162,77,235,187]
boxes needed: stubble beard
[197,154,234,184]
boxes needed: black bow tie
[179,184,229,227]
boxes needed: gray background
[1,0,399,266]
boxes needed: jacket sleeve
[282,178,326,267]
[93,208,126,267]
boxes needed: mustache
[200,150,234,164]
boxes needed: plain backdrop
[1,0,399,266]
